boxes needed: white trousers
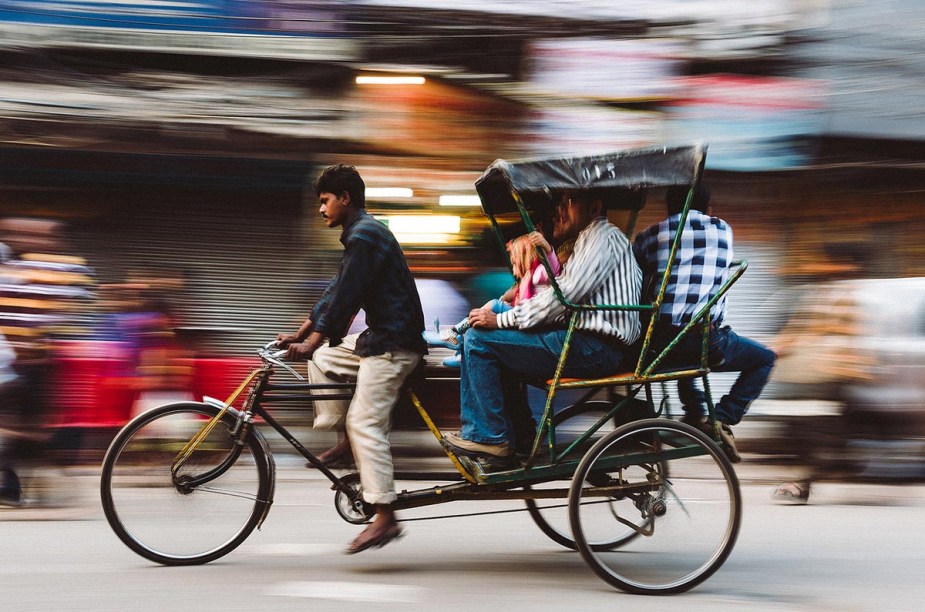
[307,334,421,505]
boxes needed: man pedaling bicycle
[276,164,426,554]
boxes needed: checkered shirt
[633,210,733,327]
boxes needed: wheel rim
[526,482,650,551]
[527,400,642,551]
[570,420,740,594]
[101,404,267,564]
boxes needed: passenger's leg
[489,299,512,314]
[677,378,706,419]
[710,328,777,426]
[0,425,22,505]
[460,328,551,445]
[459,328,623,445]
[500,372,534,455]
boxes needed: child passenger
[425,231,574,366]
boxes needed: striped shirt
[496,217,642,346]
[632,210,733,327]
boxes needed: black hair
[313,164,366,209]
[666,184,711,215]
[561,189,609,214]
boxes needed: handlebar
[257,340,306,381]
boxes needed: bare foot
[314,437,354,468]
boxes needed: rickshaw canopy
[475,143,707,217]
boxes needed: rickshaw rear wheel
[525,400,658,551]
[569,418,741,595]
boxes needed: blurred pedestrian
[633,184,777,463]
[276,164,426,553]
[0,218,95,499]
[0,330,22,505]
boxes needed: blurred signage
[526,38,684,102]
[666,75,827,171]
[0,1,358,60]
[524,105,662,158]
[350,78,523,161]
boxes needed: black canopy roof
[475,143,707,216]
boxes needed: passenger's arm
[497,222,617,329]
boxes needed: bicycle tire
[569,419,741,595]
[100,402,273,566]
[525,401,655,551]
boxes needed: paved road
[3,458,925,611]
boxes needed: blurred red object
[191,357,259,408]
[48,341,136,428]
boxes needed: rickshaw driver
[277,164,426,554]
[445,191,643,471]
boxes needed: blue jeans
[674,326,776,425]
[459,327,626,446]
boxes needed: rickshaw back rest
[540,259,748,389]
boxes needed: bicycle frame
[166,350,705,514]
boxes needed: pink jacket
[515,249,560,305]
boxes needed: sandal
[306,437,355,469]
[345,524,404,554]
[772,481,810,505]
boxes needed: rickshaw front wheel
[100,402,273,566]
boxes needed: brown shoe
[717,423,741,464]
[443,432,511,457]
[310,439,355,469]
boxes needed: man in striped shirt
[445,191,642,470]
[633,185,776,462]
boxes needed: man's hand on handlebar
[276,332,300,348]
[279,330,325,361]
[277,318,315,350]
[285,342,314,361]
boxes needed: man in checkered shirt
[633,185,776,462]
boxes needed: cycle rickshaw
[100,143,744,595]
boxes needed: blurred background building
[0,0,922,455]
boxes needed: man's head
[313,164,366,228]
[552,190,604,242]
[666,184,711,216]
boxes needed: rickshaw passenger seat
[538,334,707,387]
[542,367,709,389]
